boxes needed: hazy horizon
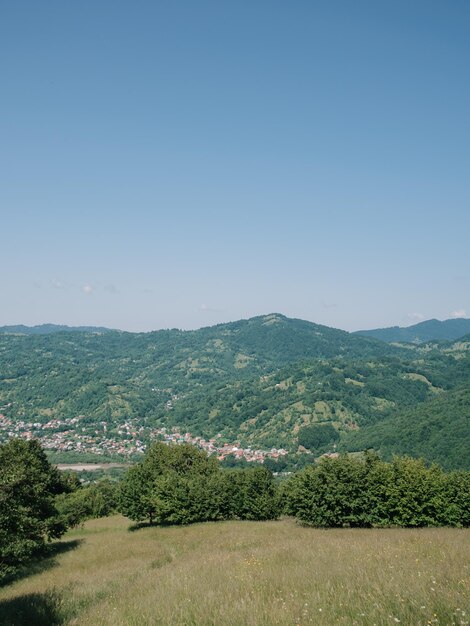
[1,311,469,335]
[2,1,469,333]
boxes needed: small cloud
[52,279,64,289]
[407,312,425,322]
[200,304,223,313]
[103,283,118,294]
[322,301,338,309]
[82,284,94,295]
[450,309,466,319]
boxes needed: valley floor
[0,516,468,626]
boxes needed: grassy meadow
[0,516,468,626]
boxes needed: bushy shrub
[284,453,469,528]
[284,452,384,527]
[441,470,470,527]
[384,457,447,527]
[226,466,280,521]
[119,443,219,524]
[56,479,118,527]
[119,443,280,525]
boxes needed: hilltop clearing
[0,515,468,626]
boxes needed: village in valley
[0,410,288,464]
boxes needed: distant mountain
[0,324,114,335]
[1,313,469,468]
[192,313,393,364]
[0,313,395,433]
[354,318,470,344]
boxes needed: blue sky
[1,0,469,332]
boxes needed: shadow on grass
[0,590,65,626]
[128,521,155,532]
[1,539,83,588]
[128,520,182,532]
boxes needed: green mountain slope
[355,318,470,344]
[163,350,470,449]
[0,314,393,424]
[340,386,470,470]
[0,314,469,468]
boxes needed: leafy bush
[119,443,280,525]
[284,453,469,528]
[119,443,219,524]
[56,479,118,527]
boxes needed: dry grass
[0,516,468,625]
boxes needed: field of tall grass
[0,515,468,625]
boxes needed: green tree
[284,454,384,527]
[298,423,339,452]
[0,439,68,582]
[228,466,280,521]
[443,470,470,527]
[119,463,156,523]
[284,453,468,528]
[119,443,218,524]
[384,457,448,527]
[119,443,281,525]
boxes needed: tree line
[1,439,469,584]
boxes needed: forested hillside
[162,350,470,449]
[340,386,470,470]
[0,314,393,425]
[0,314,469,467]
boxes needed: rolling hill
[340,386,470,470]
[0,313,469,467]
[355,318,470,344]
[0,324,115,335]
[162,345,470,451]
[0,313,395,424]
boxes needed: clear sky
[1,0,469,332]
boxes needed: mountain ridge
[354,317,470,344]
[1,313,469,468]
[0,323,116,335]
[3,313,470,345]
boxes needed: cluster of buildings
[156,428,288,463]
[0,413,288,463]
[0,414,146,456]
